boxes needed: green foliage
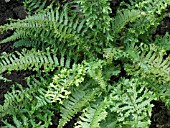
[0,75,54,127]
[0,0,170,127]
[0,48,75,73]
[75,100,108,128]
[46,64,87,104]
[58,83,100,128]
[107,78,155,127]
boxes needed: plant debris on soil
[0,0,170,127]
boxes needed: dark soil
[0,0,170,127]
[150,101,170,128]
[0,0,28,97]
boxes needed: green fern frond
[0,75,51,118]
[99,109,119,128]
[2,109,53,128]
[0,74,54,127]
[13,39,42,48]
[136,0,169,15]
[112,9,142,35]
[75,101,108,128]
[1,30,25,44]
[121,0,170,15]
[108,78,155,127]
[1,5,87,48]
[0,48,75,73]
[1,19,53,44]
[122,0,170,41]
[75,0,111,32]
[126,43,170,77]
[58,83,100,128]
[72,0,113,44]
[154,32,170,50]
[85,60,108,91]
[23,0,55,14]
[46,64,87,104]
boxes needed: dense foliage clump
[0,0,170,127]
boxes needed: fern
[0,74,56,127]
[112,9,142,35]
[2,109,53,128]
[46,64,87,104]
[0,48,76,73]
[126,43,170,77]
[58,83,100,128]
[75,0,111,32]
[136,0,170,14]
[0,5,87,46]
[107,78,155,127]
[0,0,170,127]
[154,32,170,50]
[122,0,170,43]
[75,100,108,128]
[23,0,55,14]
[12,39,42,48]
[0,75,51,117]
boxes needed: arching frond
[0,5,87,48]
[75,100,108,128]
[0,48,75,73]
[126,43,170,77]
[112,9,142,35]
[58,83,100,128]
[12,39,42,48]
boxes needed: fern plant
[0,0,170,127]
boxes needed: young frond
[45,64,87,104]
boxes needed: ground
[0,0,170,127]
